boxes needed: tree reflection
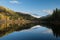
[0,21,60,37]
[0,22,37,37]
[40,22,60,37]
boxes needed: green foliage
[40,8,60,22]
[16,12,37,20]
[0,6,39,22]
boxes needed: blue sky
[0,0,60,17]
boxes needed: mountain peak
[0,6,12,12]
[0,6,6,8]
[0,6,6,10]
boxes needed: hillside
[0,6,39,24]
[40,8,60,25]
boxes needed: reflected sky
[0,21,60,40]
[0,25,60,40]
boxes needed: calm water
[0,24,60,40]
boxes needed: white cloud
[42,10,53,14]
[38,10,53,14]
[20,11,31,14]
[9,0,20,4]
[31,15,41,18]
[19,11,41,18]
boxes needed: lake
[0,23,60,40]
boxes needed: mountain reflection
[0,22,37,37]
[40,23,60,37]
[0,21,60,37]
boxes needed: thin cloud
[19,11,31,14]
[42,10,53,14]
[31,15,41,18]
[19,11,41,18]
[38,10,53,14]
[9,0,20,4]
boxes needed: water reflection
[0,22,37,37]
[40,23,60,37]
[0,21,60,38]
